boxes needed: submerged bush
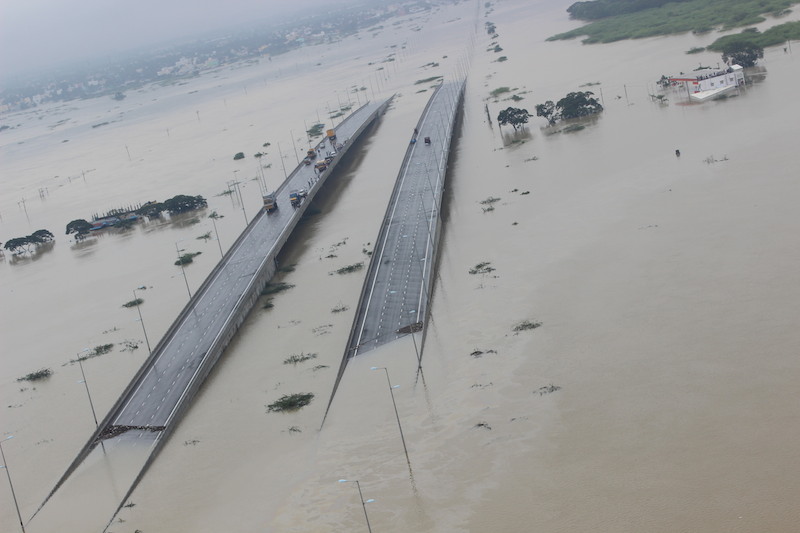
[469,262,495,275]
[267,393,315,412]
[283,353,318,365]
[513,320,542,332]
[332,262,364,275]
[123,298,144,308]
[18,368,53,382]
[262,282,295,295]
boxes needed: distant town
[0,0,446,114]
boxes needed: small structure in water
[668,65,745,102]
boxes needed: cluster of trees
[721,41,764,67]
[707,22,800,66]
[3,229,54,254]
[66,219,94,241]
[535,91,604,125]
[66,194,208,241]
[566,0,690,21]
[136,194,208,218]
[551,0,795,45]
[497,107,531,130]
[496,91,604,130]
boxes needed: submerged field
[549,0,799,43]
[3,0,800,531]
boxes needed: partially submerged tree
[556,91,603,120]
[66,219,93,241]
[4,229,54,254]
[535,101,557,125]
[497,107,532,130]
[163,194,207,215]
[136,201,165,218]
[4,237,31,254]
[721,41,764,67]
[30,229,54,243]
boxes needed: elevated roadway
[36,97,392,527]
[324,80,464,417]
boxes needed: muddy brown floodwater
[2,0,800,531]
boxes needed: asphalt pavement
[348,81,463,357]
[108,100,388,430]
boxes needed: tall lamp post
[230,172,247,225]
[337,479,374,533]
[77,358,99,429]
[370,367,410,466]
[208,211,224,258]
[0,436,25,533]
[76,353,107,453]
[175,241,192,299]
[132,286,151,354]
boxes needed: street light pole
[338,479,374,533]
[234,171,247,224]
[132,286,151,354]
[175,241,192,299]
[78,359,99,428]
[209,211,224,258]
[0,436,25,533]
[370,367,410,466]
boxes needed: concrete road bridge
[35,97,392,528]
[325,80,465,418]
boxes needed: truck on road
[305,148,316,165]
[289,190,302,208]
[263,194,277,212]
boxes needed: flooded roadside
[3,0,800,531]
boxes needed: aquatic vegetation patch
[415,76,443,85]
[18,368,53,382]
[549,0,796,44]
[262,282,295,295]
[306,123,325,138]
[283,352,318,365]
[331,262,364,275]
[331,303,350,313]
[469,262,496,275]
[175,252,201,265]
[535,384,562,396]
[120,340,141,352]
[513,320,542,332]
[69,343,116,365]
[470,348,498,358]
[490,86,511,98]
[562,124,586,133]
[267,393,315,412]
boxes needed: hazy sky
[0,0,342,76]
